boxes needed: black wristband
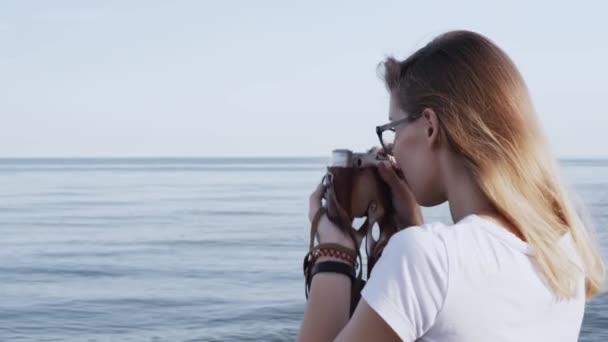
[311,261,356,283]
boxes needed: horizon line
[1,155,607,161]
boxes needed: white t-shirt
[361,213,586,342]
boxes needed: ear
[422,108,441,147]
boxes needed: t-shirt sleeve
[360,225,449,341]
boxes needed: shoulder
[370,220,453,296]
[373,218,477,292]
[386,215,494,255]
[361,221,453,340]
[381,221,451,262]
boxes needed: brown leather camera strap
[305,170,397,316]
[308,207,359,267]
[304,207,355,301]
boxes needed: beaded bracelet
[313,243,357,263]
[303,242,360,301]
[312,247,357,267]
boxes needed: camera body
[304,148,405,312]
[321,149,402,274]
[324,149,391,229]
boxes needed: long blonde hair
[381,30,605,300]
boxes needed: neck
[441,150,526,241]
[441,151,497,223]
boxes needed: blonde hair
[380,30,605,300]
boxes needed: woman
[297,30,605,342]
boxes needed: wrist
[315,255,354,265]
[311,243,358,267]
[311,260,356,283]
[316,215,357,250]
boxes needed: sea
[0,158,607,341]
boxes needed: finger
[376,143,394,156]
[309,182,324,221]
[370,145,394,159]
[369,146,391,163]
[377,160,401,187]
[309,184,323,204]
[311,181,324,196]
[368,145,383,154]
[309,197,321,222]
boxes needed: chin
[415,192,447,207]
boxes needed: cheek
[393,134,444,207]
[392,133,421,185]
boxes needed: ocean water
[0,158,607,342]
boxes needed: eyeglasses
[375,114,421,154]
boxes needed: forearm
[297,259,352,342]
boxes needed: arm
[299,166,433,342]
[297,225,449,342]
[297,263,402,342]
[297,267,351,342]
[335,299,402,342]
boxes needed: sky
[1,1,607,158]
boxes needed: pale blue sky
[1,1,607,157]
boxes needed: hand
[309,181,359,250]
[371,146,423,228]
